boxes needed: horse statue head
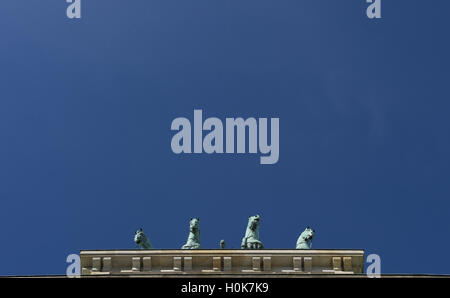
[241,214,264,249]
[134,228,152,249]
[181,217,201,249]
[296,227,315,249]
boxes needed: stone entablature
[80,249,364,275]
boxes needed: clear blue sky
[1,1,449,275]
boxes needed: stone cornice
[80,249,364,275]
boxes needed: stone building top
[80,249,364,276]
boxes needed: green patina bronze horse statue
[241,215,264,249]
[181,218,201,249]
[134,228,153,249]
[296,227,315,249]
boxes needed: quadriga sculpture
[134,228,152,249]
[296,227,315,249]
[241,215,264,249]
[181,218,201,249]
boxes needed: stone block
[293,257,302,271]
[143,257,152,271]
[332,257,342,271]
[343,257,352,272]
[132,257,141,272]
[184,257,192,271]
[213,257,221,271]
[263,257,271,271]
[252,257,261,271]
[173,257,182,271]
[102,257,111,272]
[92,257,101,272]
[304,257,312,273]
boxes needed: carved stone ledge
[80,249,364,276]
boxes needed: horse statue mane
[296,227,315,249]
[134,228,152,249]
[181,218,201,249]
[241,215,264,249]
